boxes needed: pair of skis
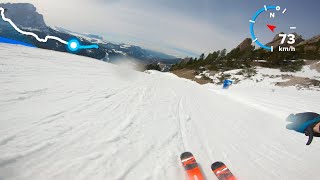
[180,152,236,180]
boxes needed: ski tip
[180,152,193,160]
[211,161,225,170]
[211,161,237,180]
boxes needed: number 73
[279,34,295,44]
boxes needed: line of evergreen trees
[171,42,320,72]
[171,48,252,72]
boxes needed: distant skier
[222,79,233,89]
[286,112,320,145]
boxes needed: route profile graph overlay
[0,7,99,52]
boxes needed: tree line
[171,42,320,72]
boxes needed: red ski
[180,152,204,180]
[211,161,236,180]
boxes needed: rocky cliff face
[298,35,320,46]
[297,35,320,53]
[0,3,48,31]
[236,38,254,51]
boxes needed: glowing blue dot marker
[67,39,80,52]
[66,37,99,53]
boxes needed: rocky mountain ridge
[1,3,48,32]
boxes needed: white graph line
[0,7,67,45]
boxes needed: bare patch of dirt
[304,60,319,65]
[276,75,320,88]
[171,69,211,85]
[310,61,320,73]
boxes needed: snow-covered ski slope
[0,44,319,180]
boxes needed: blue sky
[8,0,320,57]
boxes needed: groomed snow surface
[0,44,320,180]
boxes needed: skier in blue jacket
[286,112,320,145]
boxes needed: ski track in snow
[0,44,320,180]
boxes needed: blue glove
[286,112,320,145]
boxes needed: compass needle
[267,24,277,33]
